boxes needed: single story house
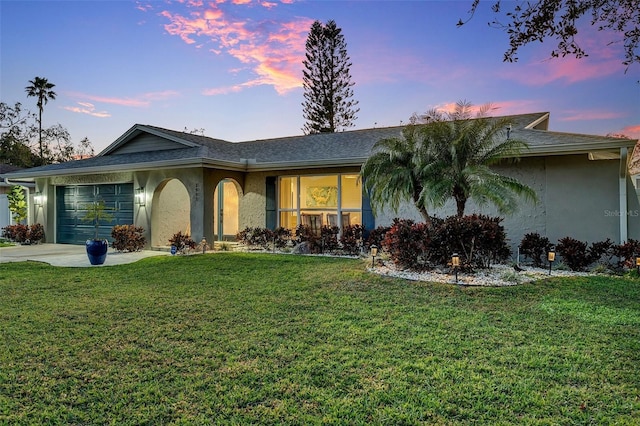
[3,112,639,253]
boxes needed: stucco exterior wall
[374,154,639,256]
[241,171,269,229]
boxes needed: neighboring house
[2,112,638,253]
[0,164,35,229]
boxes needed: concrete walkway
[0,243,170,267]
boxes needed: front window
[278,174,361,232]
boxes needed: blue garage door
[56,184,134,244]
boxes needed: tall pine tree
[302,20,359,134]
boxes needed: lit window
[278,174,361,232]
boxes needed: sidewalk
[0,243,169,267]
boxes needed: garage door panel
[57,184,134,244]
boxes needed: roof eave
[99,124,200,156]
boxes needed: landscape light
[452,253,460,283]
[548,250,556,275]
[371,245,378,268]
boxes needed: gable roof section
[3,112,637,180]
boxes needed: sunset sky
[1,0,639,152]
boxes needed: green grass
[1,253,639,424]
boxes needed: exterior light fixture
[34,192,43,206]
[548,250,556,275]
[636,256,640,274]
[506,124,512,140]
[371,245,378,268]
[452,253,460,283]
[135,187,146,206]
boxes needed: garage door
[56,184,134,244]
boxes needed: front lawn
[1,253,639,424]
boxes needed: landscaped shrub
[294,224,320,252]
[340,224,364,255]
[169,231,196,254]
[587,238,615,268]
[556,236,590,271]
[111,225,146,252]
[1,224,29,243]
[382,219,434,271]
[272,227,292,249]
[436,215,510,269]
[519,232,553,267]
[319,225,340,253]
[236,227,292,250]
[236,227,274,249]
[365,225,390,252]
[28,223,45,243]
[614,239,640,269]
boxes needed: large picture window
[278,174,361,232]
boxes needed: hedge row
[520,233,640,272]
[1,224,45,244]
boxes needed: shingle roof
[4,112,637,179]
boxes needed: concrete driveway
[0,243,169,267]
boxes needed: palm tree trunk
[38,106,43,159]
[454,186,466,217]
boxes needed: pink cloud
[424,100,543,117]
[63,102,111,118]
[67,91,180,108]
[621,124,640,139]
[156,2,313,95]
[558,109,627,122]
[501,56,619,86]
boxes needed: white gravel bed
[369,262,596,287]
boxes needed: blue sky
[1,0,638,153]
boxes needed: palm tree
[25,76,56,159]
[361,122,435,226]
[361,101,538,224]
[418,101,538,217]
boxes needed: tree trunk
[454,186,466,217]
[38,106,43,159]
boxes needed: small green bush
[111,225,146,252]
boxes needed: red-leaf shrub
[319,226,340,253]
[169,231,196,253]
[340,224,364,255]
[111,225,146,252]
[556,237,590,271]
[382,218,434,271]
[1,224,29,243]
[435,215,510,269]
[587,238,615,267]
[237,227,273,249]
[28,223,45,243]
[519,232,553,267]
[365,225,391,252]
[614,239,640,269]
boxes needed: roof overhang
[99,124,201,156]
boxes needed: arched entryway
[213,179,240,241]
[151,178,190,247]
